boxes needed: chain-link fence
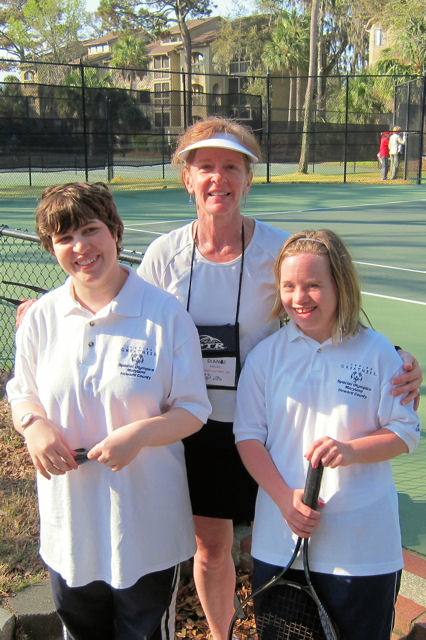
[1,59,424,187]
[394,76,426,182]
[0,226,143,383]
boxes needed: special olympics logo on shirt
[131,352,144,367]
[119,342,156,380]
[351,370,363,383]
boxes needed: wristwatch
[20,412,43,430]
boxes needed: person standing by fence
[389,126,406,180]
[378,130,391,180]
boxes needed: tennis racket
[228,462,340,640]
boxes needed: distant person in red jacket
[378,130,391,180]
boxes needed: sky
[85,0,258,18]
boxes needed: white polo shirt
[7,267,211,588]
[234,321,420,576]
[138,219,290,422]
[389,132,404,155]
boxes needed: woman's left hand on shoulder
[392,351,422,409]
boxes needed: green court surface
[1,182,425,556]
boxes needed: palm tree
[62,66,114,118]
[111,35,150,91]
[264,10,309,122]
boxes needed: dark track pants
[49,564,179,640]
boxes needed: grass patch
[0,396,46,600]
[0,172,415,199]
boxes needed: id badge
[196,323,241,390]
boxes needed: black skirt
[183,419,258,524]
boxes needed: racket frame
[228,462,340,640]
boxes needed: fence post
[161,104,166,180]
[403,82,410,180]
[79,60,89,182]
[393,79,397,128]
[25,96,32,187]
[181,68,187,129]
[106,97,114,182]
[417,73,425,185]
[342,75,349,183]
[266,72,271,183]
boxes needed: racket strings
[255,582,326,640]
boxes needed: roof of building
[147,16,224,55]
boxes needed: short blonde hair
[172,116,262,174]
[270,229,365,341]
[36,182,123,255]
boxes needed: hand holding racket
[228,462,340,639]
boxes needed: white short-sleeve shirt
[234,322,420,576]
[138,220,290,422]
[7,267,211,588]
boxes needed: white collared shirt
[7,267,211,587]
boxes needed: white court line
[124,219,192,228]
[1,208,34,213]
[125,226,164,236]
[362,291,426,306]
[253,198,426,218]
[123,198,426,229]
[355,261,426,275]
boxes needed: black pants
[49,565,179,640]
[253,559,401,640]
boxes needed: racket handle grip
[303,462,323,510]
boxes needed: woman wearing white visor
[138,116,422,640]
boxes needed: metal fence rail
[1,59,424,186]
[0,226,143,376]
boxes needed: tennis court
[1,181,425,555]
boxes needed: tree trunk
[316,0,325,117]
[288,70,294,122]
[176,0,192,127]
[296,68,301,121]
[298,0,320,173]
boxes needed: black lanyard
[186,221,245,323]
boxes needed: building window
[228,76,248,94]
[192,84,204,106]
[154,82,170,106]
[374,29,385,46]
[228,77,252,119]
[24,71,35,81]
[212,83,221,108]
[162,34,181,45]
[154,111,170,127]
[229,58,249,74]
[192,52,204,73]
[88,43,110,55]
[154,55,170,79]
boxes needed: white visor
[177,132,259,162]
